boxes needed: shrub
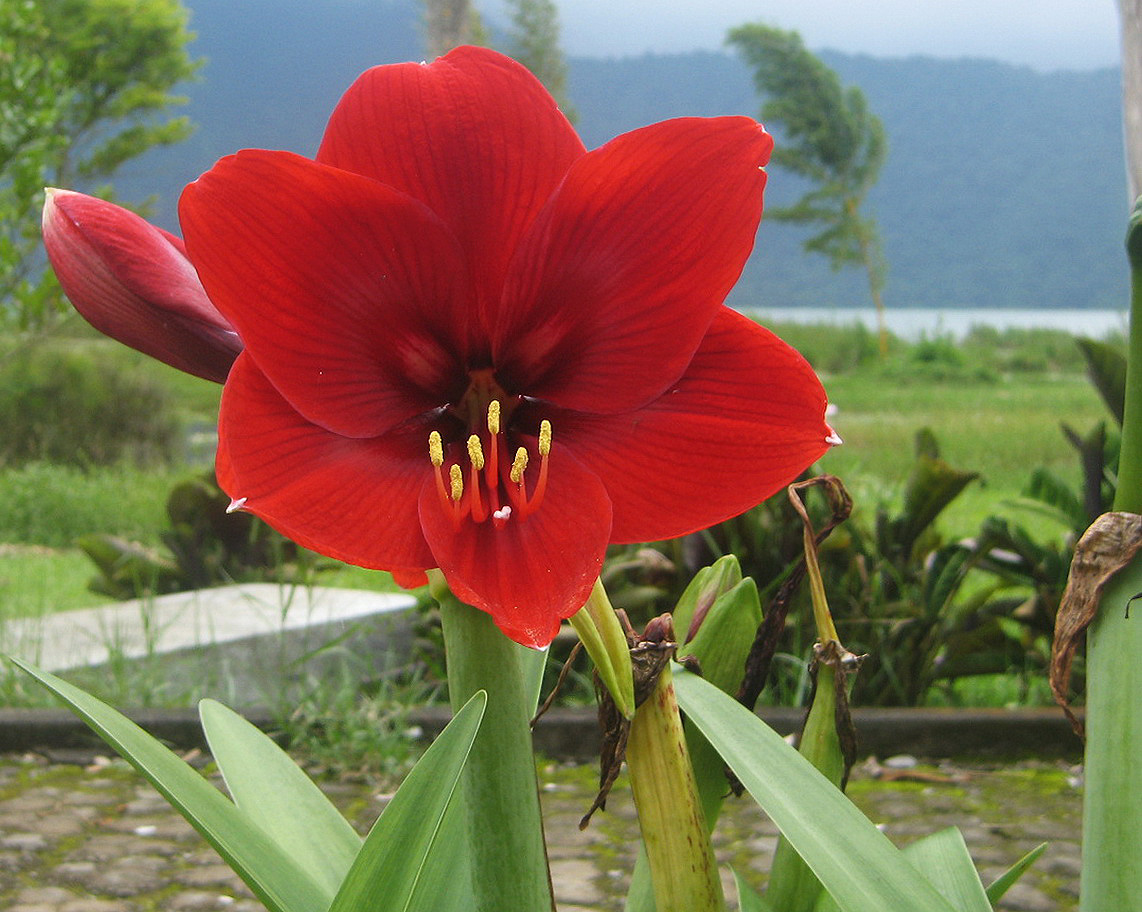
[0,339,181,467]
[759,319,887,374]
[0,462,181,546]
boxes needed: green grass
[0,462,194,547]
[817,371,1104,537]
[0,547,112,620]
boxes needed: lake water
[744,307,1130,341]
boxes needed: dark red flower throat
[429,368,551,532]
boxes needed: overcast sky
[504,0,1121,71]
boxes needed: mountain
[114,0,1130,312]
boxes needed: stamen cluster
[429,400,551,529]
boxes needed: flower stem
[569,578,636,718]
[1080,199,1142,911]
[626,660,726,912]
[436,588,554,912]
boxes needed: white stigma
[825,431,844,447]
[493,505,513,522]
[226,496,248,514]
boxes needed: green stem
[1117,207,1142,513]
[626,662,726,912]
[1081,199,1142,910]
[569,578,636,718]
[437,590,554,912]
[1081,560,1142,910]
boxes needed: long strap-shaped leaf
[12,659,329,912]
[673,669,959,912]
[901,828,992,912]
[200,699,363,898]
[328,690,486,912]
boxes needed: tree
[0,0,198,328]
[421,0,574,121]
[422,0,475,58]
[728,23,889,353]
[504,0,575,120]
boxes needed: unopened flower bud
[42,189,241,383]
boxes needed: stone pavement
[0,752,1081,911]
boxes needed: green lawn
[817,370,1104,537]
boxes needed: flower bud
[42,189,241,383]
[673,554,743,646]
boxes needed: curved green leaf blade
[329,690,486,912]
[985,843,1046,904]
[901,828,991,912]
[397,792,473,911]
[734,868,778,912]
[1076,336,1127,426]
[673,670,958,912]
[12,659,328,912]
[199,698,362,898]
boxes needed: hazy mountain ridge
[115,0,1129,311]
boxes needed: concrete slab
[3,584,418,706]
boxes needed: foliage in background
[728,23,889,350]
[0,338,181,466]
[503,0,576,120]
[604,361,1118,710]
[79,472,332,599]
[280,663,441,782]
[421,0,474,57]
[0,323,1118,714]
[0,0,198,327]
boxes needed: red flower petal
[317,46,585,321]
[218,353,435,570]
[418,446,613,647]
[42,189,239,383]
[556,308,831,543]
[180,150,472,438]
[494,117,773,413]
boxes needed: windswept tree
[0,0,198,327]
[728,23,889,352]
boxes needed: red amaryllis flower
[178,46,835,647]
[42,189,240,383]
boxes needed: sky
[508,0,1122,71]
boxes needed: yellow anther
[510,447,529,483]
[538,420,552,457]
[428,431,444,467]
[449,464,464,501]
[467,434,485,470]
[487,400,501,435]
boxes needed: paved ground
[0,752,1080,911]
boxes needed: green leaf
[328,690,486,912]
[901,828,991,912]
[396,796,474,911]
[985,842,1046,904]
[673,670,959,912]
[1021,466,1089,531]
[12,660,329,912]
[894,450,978,556]
[1076,336,1127,425]
[734,868,778,912]
[199,699,361,898]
